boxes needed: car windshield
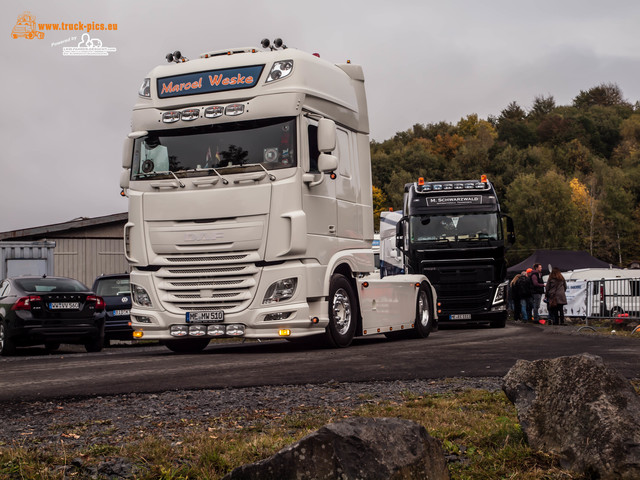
[16,278,89,293]
[410,213,502,242]
[132,117,296,179]
[94,277,131,297]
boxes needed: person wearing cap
[530,263,546,324]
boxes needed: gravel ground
[0,377,502,452]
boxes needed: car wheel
[0,319,17,356]
[324,274,357,348]
[610,306,624,317]
[164,338,210,353]
[45,342,61,352]
[413,284,433,338]
[84,336,104,353]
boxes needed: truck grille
[153,252,260,313]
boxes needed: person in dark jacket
[509,273,523,321]
[530,263,546,323]
[516,269,533,322]
[545,267,567,325]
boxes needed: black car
[91,274,133,345]
[0,276,106,356]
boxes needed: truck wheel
[325,274,357,348]
[0,319,17,356]
[414,285,433,338]
[165,338,210,353]
[490,315,507,328]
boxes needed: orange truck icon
[11,12,44,39]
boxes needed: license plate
[113,309,130,316]
[49,302,80,310]
[186,311,224,323]
[449,314,471,320]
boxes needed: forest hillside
[371,83,640,266]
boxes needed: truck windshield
[131,117,296,179]
[410,213,502,242]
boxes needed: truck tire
[164,338,210,353]
[490,314,507,328]
[324,274,357,348]
[0,319,17,356]
[413,284,433,338]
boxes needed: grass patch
[0,388,589,479]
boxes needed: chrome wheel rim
[332,288,352,335]
[418,290,430,328]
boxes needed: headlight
[138,78,151,97]
[265,60,293,83]
[493,282,507,305]
[132,284,153,307]
[263,278,298,304]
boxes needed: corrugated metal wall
[54,238,128,287]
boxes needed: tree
[573,83,628,109]
[528,94,556,120]
[504,171,581,255]
[372,186,388,232]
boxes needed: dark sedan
[0,276,105,355]
[92,274,133,345]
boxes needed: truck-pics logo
[11,11,44,39]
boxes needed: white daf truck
[120,40,437,352]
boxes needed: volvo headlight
[263,278,298,304]
[493,282,507,305]
[132,284,153,307]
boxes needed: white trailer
[120,40,437,352]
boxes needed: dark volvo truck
[394,176,515,327]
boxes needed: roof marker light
[481,174,488,183]
[418,177,425,186]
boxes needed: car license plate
[449,314,471,320]
[186,311,224,323]
[113,309,130,316]
[49,302,80,310]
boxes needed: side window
[307,124,320,173]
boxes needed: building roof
[0,213,128,241]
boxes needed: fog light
[278,329,291,337]
[133,330,144,338]
[189,325,207,336]
[264,312,292,322]
[208,325,225,336]
[225,324,245,336]
[133,315,152,323]
[170,325,189,337]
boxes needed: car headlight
[493,282,507,305]
[132,284,153,307]
[263,278,298,304]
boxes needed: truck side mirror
[317,118,336,153]
[122,137,134,168]
[318,153,338,173]
[395,217,407,252]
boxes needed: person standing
[516,269,533,322]
[509,273,522,321]
[545,267,567,325]
[530,263,546,324]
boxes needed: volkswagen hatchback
[92,274,133,345]
[0,276,105,355]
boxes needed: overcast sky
[2,0,640,232]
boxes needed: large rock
[222,417,450,480]
[503,353,640,479]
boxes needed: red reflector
[12,295,41,310]
[88,295,106,311]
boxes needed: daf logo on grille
[184,232,224,242]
